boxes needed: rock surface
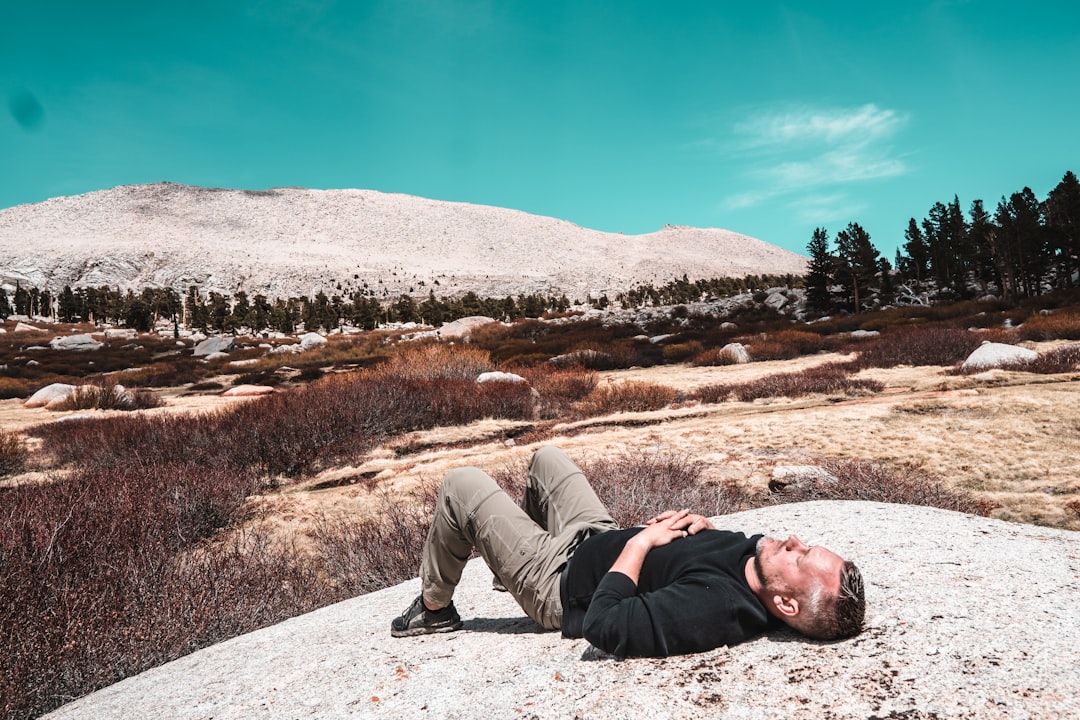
[437,315,498,340]
[49,334,103,352]
[0,183,807,302]
[476,371,528,384]
[44,501,1080,719]
[23,383,76,408]
[193,336,236,357]
[298,332,327,350]
[962,342,1039,371]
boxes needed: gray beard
[753,537,768,587]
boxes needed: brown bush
[376,341,492,381]
[848,327,984,369]
[577,381,677,416]
[691,363,883,403]
[661,341,704,363]
[0,462,333,719]
[988,343,1080,374]
[514,364,599,419]
[690,345,744,367]
[577,450,751,525]
[744,330,825,361]
[489,448,752,529]
[33,371,536,478]
[0,429,27,477]
[0,376,42,400]
[310,484,438,596]
[48,382,164,412]
[1015,310,1080,341]
[767,457,995,516]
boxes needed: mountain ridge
[0,183,807,301]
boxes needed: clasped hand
[633,509,715,550]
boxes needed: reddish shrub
[514,364,599,418]
[767,457,995,516]
[745,330,825,361]
[577,381,677,416]
[1016,310,1080,341]
[849,327,984,369]
[489,448,751,529]
[0,429,27,477]
[691,363,882,403]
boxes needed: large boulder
[43,501,1080,719]
[962,341,1038,371]
[299,332,327,350]
[719,342,751,364]
[437,316,496,340]
[24,383,76,408]
[49,334,103,352]
[193,336,236,357]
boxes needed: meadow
[2,292,1079,719]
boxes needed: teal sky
[3,1,1078,258]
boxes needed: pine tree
[805,227,833,311]
[834,222,881,312]
[1045,171,1080,289]
[901,218,929,284]
[968,199,998,296]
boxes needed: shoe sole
[390,620,463,638]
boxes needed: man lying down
[391,446,865,658]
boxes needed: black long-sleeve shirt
[559,527,778,657]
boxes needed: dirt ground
[5,348,1079,538]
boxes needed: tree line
[0,270,801,335]
[806,170,1080,312]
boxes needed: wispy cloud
[717,103,910,221]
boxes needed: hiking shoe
[391,595,463,637]
[492,575,508,592]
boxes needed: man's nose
[785,535,807,551]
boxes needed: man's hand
[610,509,704,585]
[646,509,715,536]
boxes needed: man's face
[753,535,844,599]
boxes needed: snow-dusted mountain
[0,183,806,301]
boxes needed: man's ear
[771,594,800,618]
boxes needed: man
[391,446,865,657]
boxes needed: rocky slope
[44,501,1080,719]
[0,183,806,301]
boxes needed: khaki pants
[420,446,619,630]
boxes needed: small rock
[13,322,45,333]
[476,371,527,384]
[222,385,275,397]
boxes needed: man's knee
[528,446,579,481]
[531,445,571,466]
[439,467,503,518]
